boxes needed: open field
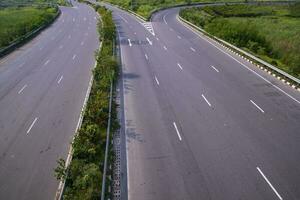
[0,6,58,49]
[180,3,300,78]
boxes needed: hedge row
[55,5,118,200]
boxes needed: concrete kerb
[177,14,300,91]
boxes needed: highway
[0,1,99,199]
[105,4,300,200]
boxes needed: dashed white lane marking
[18,84,27,94]
[202,94,212,107]
[190,47,196,52]
[154,76,160,85]
[118,14,128,23]
[177,63,183,70]
[26,117,38,134]
[44,60,50,66]
[163,14,168,24]
[256,167,283,200]
[128,39,132,47]
[250,100,264,113]
[72,54,76,60]
[177,35,182,39]
[146,37,152,45]
[180,18,300,104]
[173,122,182,141]
[211,65,219,72]
[163,46,167,50]
[58,75,63,84]
[145,54,148,60]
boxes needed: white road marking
[177,35,182,39]
[81,41,84,46]
[256,167,283,200]
[128,39,132,47]
[145,54,148,60]
[173,122,182,141]
[26,117,38,134]
[156,37,159,41]
[18,84,27,94]
[44,60,50,66]
[179,17,300,104]
[202,94,211,107]
[72,54,76,60]
[134,32,137,35]
[163,46,167,50]
[73,18,75,22]
[146,37,152,45]
[118,14,128,23]
[58,75,63,84]
[211,65,219,72]
[250,100,264,113]
[154,76,160,85]
[190,47,196,52]
[177,63,183,70]
[163,14,168,24]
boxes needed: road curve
[0,1,99,199]
[105,3,300,200]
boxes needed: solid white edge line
[211,65,219,72]
[256,167,283,200]
[178,15,300,104]
[202,94,212,107]
[177,63,183,70]
[18,84,27,94]
[58,75,63,84]
[250,100,265,113]
[146,37,152,45]
[173,122,182,141]
[128,39,132,47]
[26,117,38,134]
[154,76,160,85]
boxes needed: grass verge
[0,5,59,50]
[54,4,119,200]
[180,3,300,78]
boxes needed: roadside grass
[0,6,58,49]
[54,4,119,200]
[180,3,300,78]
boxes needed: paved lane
[0,1,99,199]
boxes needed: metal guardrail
[178,15,300,87]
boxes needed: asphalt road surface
[105,4,300,200]
[0,1,99,199]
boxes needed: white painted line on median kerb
[202,94,211,107]
[26,117,38,134]
[72,54,76,60]
[173,122,182,141]
[256,167,283,200]
[18,84,27,94]
[177,63,183,70]
[146,37,152,45]
[163,46,167,51]
[128,39,132,47]
[154,76,160,85]
[58,75,63,84]
[190,47,196,52]
[177,35,182,39]
[211,65,219,72]
[44,60,50,66]
[250,100,264,113]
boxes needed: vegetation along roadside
[54,3,119,200]
[180,3,300,78]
